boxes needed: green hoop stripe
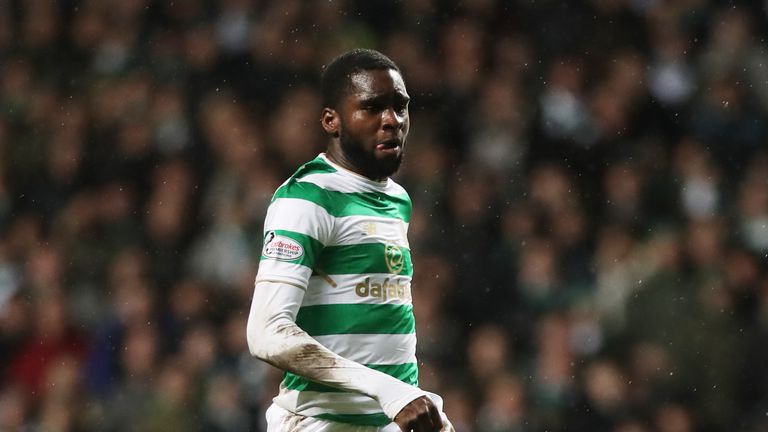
[292,158,338,179]
[272,181,412,222]
[315,412,391,427]
[282,363,418,393]
[316,243,412,276]
[295,303,415,336]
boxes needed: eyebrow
[359,93,411,105]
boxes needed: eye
[394,97,410,114]
[364,102,383,113]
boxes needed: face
[325,68,410,180]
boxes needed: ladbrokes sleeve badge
[263,231,304,261]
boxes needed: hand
[393,396,443,432]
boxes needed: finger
[396,415,414,432]
[398,411,421,432]
[421,403,438,432]
[403,399,422,432]
[415,400,431,432]
[413,415,431,431]
[427,403,442,431]
[413,398,440,432]
[415,401,439,432]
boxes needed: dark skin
[320,69,444,432]
[392,395,445,432]
[322,68,410,181]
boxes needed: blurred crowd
[2,0,768,431]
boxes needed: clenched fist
[393,396,444,432]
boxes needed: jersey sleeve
[255,180,334,289]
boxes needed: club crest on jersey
[384,241,405,274]
[263,231,304,261]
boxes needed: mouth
[376,138,402,155]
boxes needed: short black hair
[321,48,401,109]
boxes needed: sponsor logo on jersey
[384,241,405,274]
[355,277,411,301]
[263,231,304,261]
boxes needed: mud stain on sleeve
[264,323,344,386]
[281,411,313,432]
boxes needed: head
[321,49,410,180]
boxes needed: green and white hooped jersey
[256,154,416,427]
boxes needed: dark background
[2,0,768,431]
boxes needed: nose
[382,107,405,130]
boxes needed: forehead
[347,69,408,99]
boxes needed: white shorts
[265,393,452,432]
[265,404,402,432]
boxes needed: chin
[373,155,403,179]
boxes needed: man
[247,49,453,432]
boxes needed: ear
[321,108,340,138]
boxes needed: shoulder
[292,157,338,181]
[271,157,338,212]
[385,178,410,201]
[384,179,412,221]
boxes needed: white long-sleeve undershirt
[246,280,428,421]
